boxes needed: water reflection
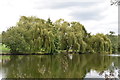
[1,54,120,79]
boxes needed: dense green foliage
[0,44,10,53]
[2,16,112,54]
[106,32,120,53]
[89,34,112,53]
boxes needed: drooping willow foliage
[2,16,112,54]
[106,32,120,53]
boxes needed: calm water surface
[0,54,120,79]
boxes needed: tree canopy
[2,16,112,54]
[106,31,120,53]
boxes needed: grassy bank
[0,44,10,54]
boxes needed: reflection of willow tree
[51,54,113,78]
[117,34,120,53]
[2,55,53,78]
[112,56,120,69]
[2,54,113,78]
[2,16,112,54]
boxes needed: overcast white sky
[0,0,118,34]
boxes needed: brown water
[0,54,120,79]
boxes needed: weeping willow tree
[89,34,112,54]
[2,16,56,53]
[2,16,112,54]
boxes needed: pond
[0,54,120,79]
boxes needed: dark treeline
[1,16,115,54]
